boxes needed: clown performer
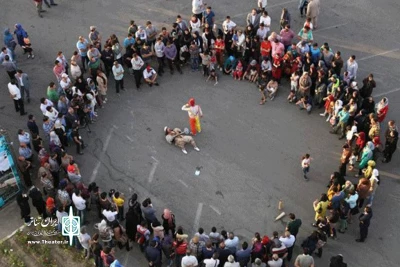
[181,98,203,136]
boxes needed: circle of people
[3,0,398,266]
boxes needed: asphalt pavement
[1,0,400,266]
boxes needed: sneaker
[194,147,200,152]
[155,83,159,86]
[104,98,108,101]
[270,96,275,100]
[319,113,325,116]
[182,149,187,154]
[31,55,35,59]
[27,55,31,59]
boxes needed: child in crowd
[206,67,218,86]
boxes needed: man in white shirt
[259,11,271,34]
[203,252,220,267]
[40,98,54,115]
[225,232,239,254]
[192,0,205,21]
[8,80,26,115]
[143,65,159,87]
[18,129,31,147]
[181,249,198,267]
[59,73,72,96]
[45,106,59,122]
[131,53,144,89]
[345,55,358,81]
[279,231,296,262]
[256,23,268,40]
[72,188,86,225]
[102,206,118,222]
[222,16,237,34]
[112,60,125,94]
[78,226,91,259]
[258,0,267,10]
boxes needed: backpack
[135,227,146,244]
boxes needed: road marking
[89,126,116,183]
[209,205,221,215]
[126,135,134,142]
[373,87,400,97]
[193,203,203,233]
[357,48,400,61]
[178,179,189,188]
[148,157,159,183]
[313,22,349,33]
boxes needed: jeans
[157,56,165,74]
[302,166,309,175]
[77,208,86,225]
[115,78,124,93]
[43,0,55,6]
[191,58,199,71]
[81,55,89,72]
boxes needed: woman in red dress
[272,54,283,83]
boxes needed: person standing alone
[182,98,203,136]
[15,70,31,103]
[356,206,373,242]
[301,153,311,180]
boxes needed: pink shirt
[271,42,285,57]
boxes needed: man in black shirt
[356,206,373,242]
[72,124,86,155]
[27,114,39,135]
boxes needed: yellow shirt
[113,196,124,207]
[314,201,329,221]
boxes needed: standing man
[164,40,182,75]
[279,231,295,262]
[72,123,86,155]
[247,8,261,31]
[27,115,39,135]
[76,36,89,73]
[72,189,87,225]
[101,45,114,78]
[181,248,198,267]
[154,37,165,76]
[258,0,267,11]
[15,70,31,103]
[33,0,44,17]
[306,0,319,29]
[294,248,314,267]
[202,6,215,28]
[145,21,158,47]
[0,47,14,63]
[112,60,125,94]
[192,0,206,21]
[345,55,358,81]
[2,55,17,81]
[356,206,373,242]
[286,213,302,238]
[259,11,271,36]
[43,0,57,8]
[131,53,144,89]
[8,80,26,115]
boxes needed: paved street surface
[1,0,400,266]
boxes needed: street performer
[164,126,200,154]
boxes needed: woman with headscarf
[376,97,389,123]
[13,24,28,48]
[357,141,374,177]
[329,100,343,127]
[125,193,143,242]
[313,193,329,225]
[46,196,56,218]
[96,69,108,104]
[17,192,31,224]
[3,28,16,58]
[29,186,47,219]
[182,98,203,136]
[368,117,380,141]
[354,132,366,160]
[320,94,334,121]
[162,209,176,235]
[298,71,312,98]
[367,169,380,206]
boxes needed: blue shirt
[310,47,321,64]
[123,37,135,48]
[76,40,88,57]
[338,110,349,123]
[203,10,215,26]
[19,147,32,159]
[236,248,251,264]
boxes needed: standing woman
[17,192,31,225]
[96,69,108,104]
[125,193,143,243]
[280,8,291,29]
[312,193,329,226]
[162,209,176,235]
[376,97,389,123]
[182,98,203,136]
[3,28,17,59]
[356,178,371,208]
[356,141,374,177]
[382,130,399,163]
